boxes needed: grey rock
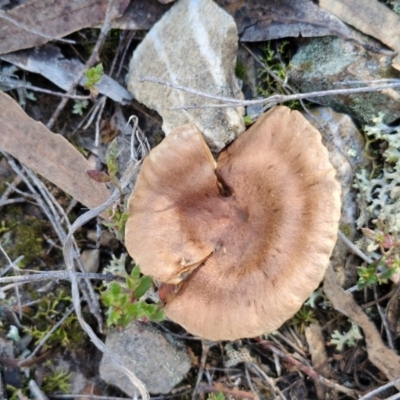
[126,0,245,153]
[100,322,191,395]
[289,36,400,124]
[303,107,369,286]
[81,249,100,273]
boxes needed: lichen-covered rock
[289,36,400,124]
[99,322,191,395]
[126,0,245,153]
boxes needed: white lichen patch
[355,113,400,232]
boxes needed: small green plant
[6,385,29,400]
[24,289,83,350]
[84,63,104,92]
[357,219,400,289]
[207,393,225,400]
[330,321,363,351]
[257,40,300,110]
[42,368,71,394]
[101,264,164,327]
[291,305,316,333]
[72,99,89,116]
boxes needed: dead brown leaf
[215,0,364,44]
[110,0,171,30]
[319,0,400,71]
[323,265,400,389]
[0,0,129,55]
[305,323,330,400]
[0,91,111,212]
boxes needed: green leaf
[105,138,119,176]
[72,99,89,116]
[107,308,122,326]
[134,276,153,299]
[85,63,104,90]
[130,265,141,280]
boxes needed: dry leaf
[305,323,330,400]
[324,266,400,388]
[319,0,400,71]
[0,0,129,55]
[0,91,111,212]
[110,0,171,29]
[1,45,133,104]
[215,0,364,44]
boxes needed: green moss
[235,60,247,81]
[25,288,88,351]
[11,217,47,267]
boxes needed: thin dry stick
[29,379,50,400]
[374,285,394,350]
[338,230,373,264]
[191,341,212,400]
[0,271,113,291]
[0,244,22,319]
[246,363,285,400]
[1,151,104,328]
[244,364,259,400]
[23,166,104,329]
[0,175,22,208]
[46,0,114,129]
[63,161,149,400]
[358,378,400,400]
[2,82,90,99]
[256,340,357,398]
[139,76,400,110]
[95,96,107,147]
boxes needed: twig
[358,378,400,400]
[2,81,90,99]
[116,31,137,79]
[23,166,104,330]
[191,341,212,400]
[139,76,400,110]
[0,175,22,208]
[95,96,107,147]
[0,197,25,207]
[374,286,394,350]
[255,339,357,397]
[244,364,259,400]
[247,363,285,400]
[338,230,373,264]
[62,132,149,400]
[29,379,49,400]
[46,0,114,129]
[0,271,115,288]
[0,244,22,319]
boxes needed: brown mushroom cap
[125,106,341,341]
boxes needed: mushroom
[125,106,341,341]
